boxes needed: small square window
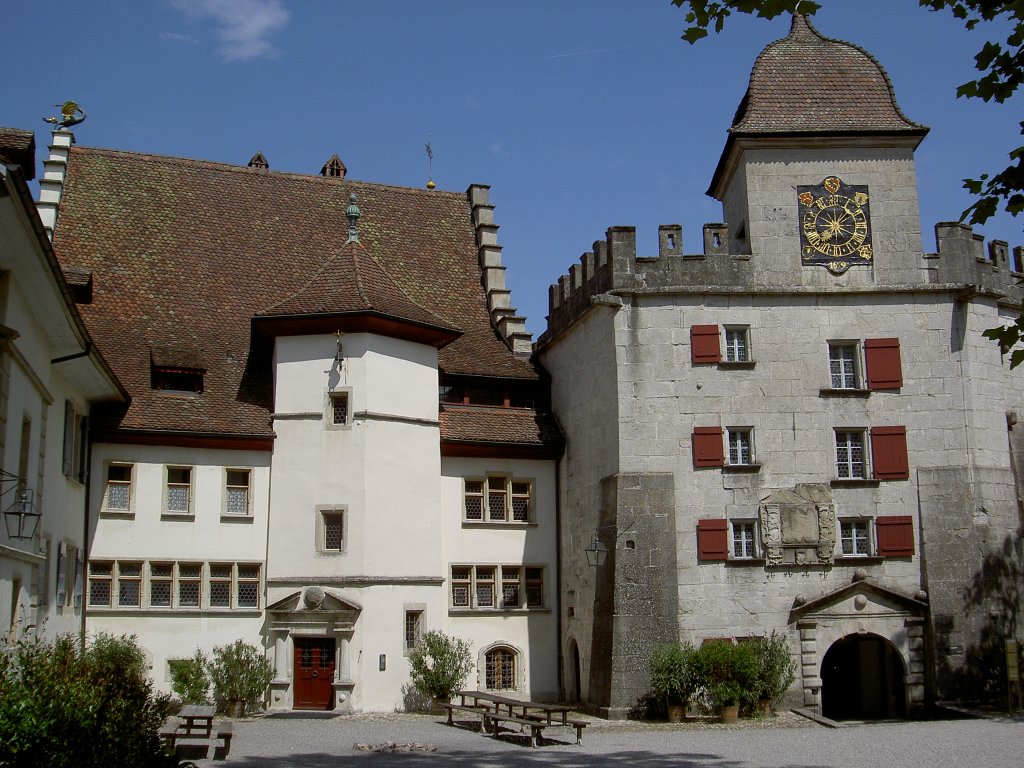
[829,343,860,389]
[329,393,349,426]
[165,467,192,514]
[225,469,251,516]
[320,510,345,553]
[104,464,133,512]
[835,430,867,479]
[724,327,750,363]
[731,521,758,559]
[840,519,872,556]
[727,428,753,466]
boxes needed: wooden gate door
[293,637,336,710]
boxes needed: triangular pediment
[789,578,927,624]
[267,588,362,614]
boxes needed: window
[209,564,232,607]
[150,563,173,607]
[88,562,113,607]
[104,464,133,512]
[329,392,349,426]
[462,477,532,523]
[732,521,758,559]
[152,366,203,394]
[165,467,192,514]
[829,344,859,389]
[835,431,867,479]
[485,647,516,690]
[840,520,871,556]
[318,509,345,553]
[225,469,251,516]
[237,564,260,607]
[723,327,750,363]
[450,565,545,610]
[117,562,142,607]
[727,428,753,466]
[404,610,423,651]
[62,401,87,483]
[178,563,201,607]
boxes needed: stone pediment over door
[789,579,928,625]
[267,587,361,633]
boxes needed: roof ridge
[69,145,468,197]
[350,242,371,308]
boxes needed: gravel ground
[185,710,1024,768]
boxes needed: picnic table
[443,690,587,747]
[160,704,233,760]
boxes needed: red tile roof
[0,127,36,179]
[439,407,562,450]
[52,146,549,446]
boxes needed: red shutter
[697,519,728,561]
[693,427,724,468]
[691,325,721,364]
[876,515,915,556]
[871,426,909,480]
[865,338,903,389]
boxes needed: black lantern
[4,489,41,540]
[584,535,608,568]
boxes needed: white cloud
[168,0,290,61]
[159,31,198,44]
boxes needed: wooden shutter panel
[691,325,721,364]
[876,515,914,556]
[871,426,909,480]
[62,400,74,477]
[865,338,903,389]
[693,427,724,468]
[697,519,728,561]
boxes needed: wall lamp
[1,471,40,540]
[584,519,636,568]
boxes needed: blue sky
[4,1,1022,336]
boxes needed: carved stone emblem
[759,484,836,566]
[303,586,326,609]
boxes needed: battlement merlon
[539,221,1024,347]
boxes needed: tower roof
[709,13,928,197]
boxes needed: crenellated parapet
[466,184,533,357]
[541,223,759,343]
[926,222,1024,300]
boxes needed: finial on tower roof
[346,192,361,244]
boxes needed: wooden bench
[440,702,491,731]
[213,720,233,760]
[486,713,588,748]
[159,716,233,760]
[159,717,181,749]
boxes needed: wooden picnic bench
[447,690,588,747]
[159,709,233,760]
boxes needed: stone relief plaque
[759,484,836,566]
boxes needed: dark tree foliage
[671,0,1024,365]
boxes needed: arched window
[485,646,516,690]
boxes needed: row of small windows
[693,425,909,481]
[697,516,915,562]
[87,560,261,610]
[691,326,904,391]
[103,464,252,517]
[463,477,533,523]
[450,565,545,611]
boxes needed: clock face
[797,176,873,275]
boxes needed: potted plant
[207,640,274,717]
[753,630,796,716]
[695,640,757,721]
[407,630,474,714]
[648,641,698,722]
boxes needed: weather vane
[425,133,435,190]
[43,101,86,129]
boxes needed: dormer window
[152,366,204,395]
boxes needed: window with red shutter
[876,515,915,556]
[693,427,724,468]
[691,325,721,364]
[697,519,728,561]
[870,426,909,480]
[864,338,903,389]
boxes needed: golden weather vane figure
[43,101,86,128]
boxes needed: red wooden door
[293,637,336,710]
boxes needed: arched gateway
[821,634,906,720]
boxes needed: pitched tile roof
[439,406,563,450]
[0,127,36,179]
[731,14,926,136]
[52,146,545,443]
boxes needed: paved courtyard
[188,710,1024,768]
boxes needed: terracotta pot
[667,704,686,723]
[719,704,739,722]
